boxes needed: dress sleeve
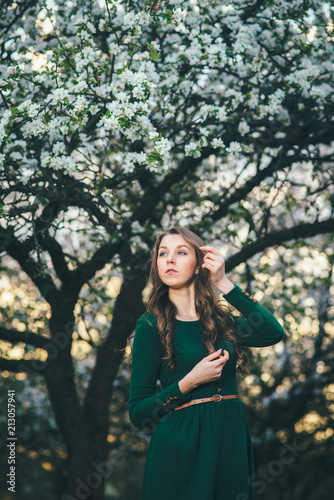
[128,314,191,430]
[223,284,285,347]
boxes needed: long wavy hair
[144,226,249,375]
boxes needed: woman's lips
[166,270,177,274]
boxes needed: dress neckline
[175,318,201,323]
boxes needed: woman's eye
[159,251,186,256]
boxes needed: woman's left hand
[199,245,227,286]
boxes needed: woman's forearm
[215,278,235,295]
[178,372,199,395]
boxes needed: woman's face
[157,234,198,289]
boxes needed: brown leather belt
[174,394,240,411]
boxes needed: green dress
[128,284,285,500]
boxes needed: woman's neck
[169,285,199,320]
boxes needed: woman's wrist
[178,373,198,395]
[215,278,234,295]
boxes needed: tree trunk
[42,303,107,499]
[60,432,110,500]
[41,270,147,499]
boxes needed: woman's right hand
[189,348,229,386]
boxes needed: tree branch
[225,218,334,272]
[0,357,46,374]
[241,0,267,21]
[83,268,147,425]
[40,235,73,284]
[72,240,125,290]
[0,0,40,35]
[0,225,59,306]
[0,326,49,349]
[134,150,214,224]
[209,149,289,221]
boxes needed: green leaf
[150,51,159,61]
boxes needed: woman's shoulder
[136,310,158,331]
[135,311,161,349]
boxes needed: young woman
[128,227,285,500]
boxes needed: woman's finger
[203,255,217,263]
[222,350,229,360]
[199,245,221,255]
[202,261,215,268]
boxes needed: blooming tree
[1,0,334,497]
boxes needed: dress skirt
[141,398,255,500]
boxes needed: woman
[128,227,285,500]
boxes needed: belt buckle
[212,394,223,402]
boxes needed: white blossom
[0,125,6,142]
[226,141,242,154]
[46,88,70,105]
[185,141,200,157]
[172,9,183,25]
[72,95,88,114]
[22,117,48,137]
[211,138,225,149]
[248,89,259,108]
[199,127,210,137]
[101,189,114,200]
[123,151,147,173]
[0,0,331,179]
[238,120,250,136]
[100,114,119,131]
[110,43,121,55]
[123,12,137,28]
[151,41,160,52]
[10,151,23,160]
[216,106,228,122]
[53,142,66,155]
[154,137,172,156]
